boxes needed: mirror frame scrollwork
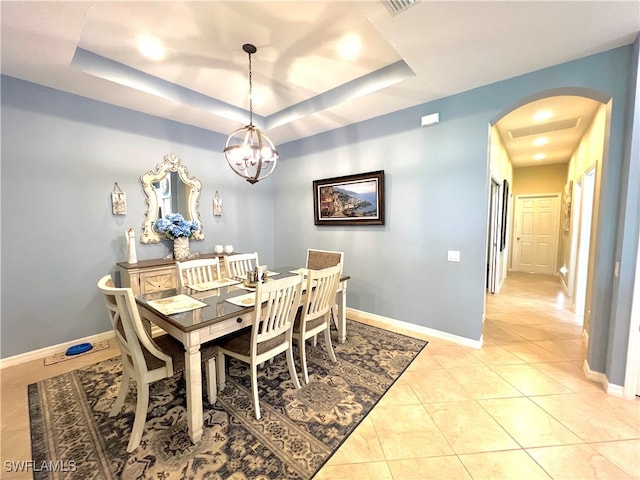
[140,153,205,244]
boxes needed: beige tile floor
[1,272,639,479]
[314,272,640,480]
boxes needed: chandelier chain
[248,51,253,126]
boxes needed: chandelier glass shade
[223,44,279,185]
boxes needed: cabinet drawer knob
[236,317,243,323]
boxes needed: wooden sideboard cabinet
[117,253,227,295]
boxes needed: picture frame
[563,180,573,233]
[213,190,223,216]
[313,170,385,226]
[111,182,127,215]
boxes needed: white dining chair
[215,274,303,419]
[226,252,259,280]
[97,275,217,452]
[305,249,344,341]
[177,257,222,293]
[293,264,342,384]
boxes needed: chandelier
[224,44,279,185]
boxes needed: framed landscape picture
[313,170,385,226]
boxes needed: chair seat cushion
[148,335,217,374]
[293,310,326,334]
[145,335,184,372]
[218,329,286,357]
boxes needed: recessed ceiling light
[137,34,165,61]
[251,87,267,108]
[533,137,549,147]
[533,109,553,122]
[337,33,361,60]
[534,153,546,161]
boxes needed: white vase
[174,237,190,261]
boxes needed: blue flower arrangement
[154,213,199,239]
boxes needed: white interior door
[512,194,560,274]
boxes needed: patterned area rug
[29,320,427,479]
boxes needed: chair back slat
[302,264,342,323]
[177,258,221,291]
[226,252,259,279]
[253,275,302,346]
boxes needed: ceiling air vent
[383,0,417,15]
[507,117,583,139]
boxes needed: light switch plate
[447,250,460,262]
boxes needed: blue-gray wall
[272,44,639,385]
[2,44,638,389]
[605,36,640,383]
[0,78,275,355]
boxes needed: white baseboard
[346,308,483,349]
[583,359,624,397]
[0,330,116,370]
[606,383,625,397]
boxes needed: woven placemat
[44,340,111,366]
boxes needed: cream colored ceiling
[496,96,601,168]
[1,1,638,167]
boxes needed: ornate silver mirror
[140,153,204,244]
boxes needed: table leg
[205,356,217,405]
[184,344,203,444]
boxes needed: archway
[485,87,610,370]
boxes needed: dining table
[135,266,350,444]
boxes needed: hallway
[316,272,640,479]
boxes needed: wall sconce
[213,191,223,216]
